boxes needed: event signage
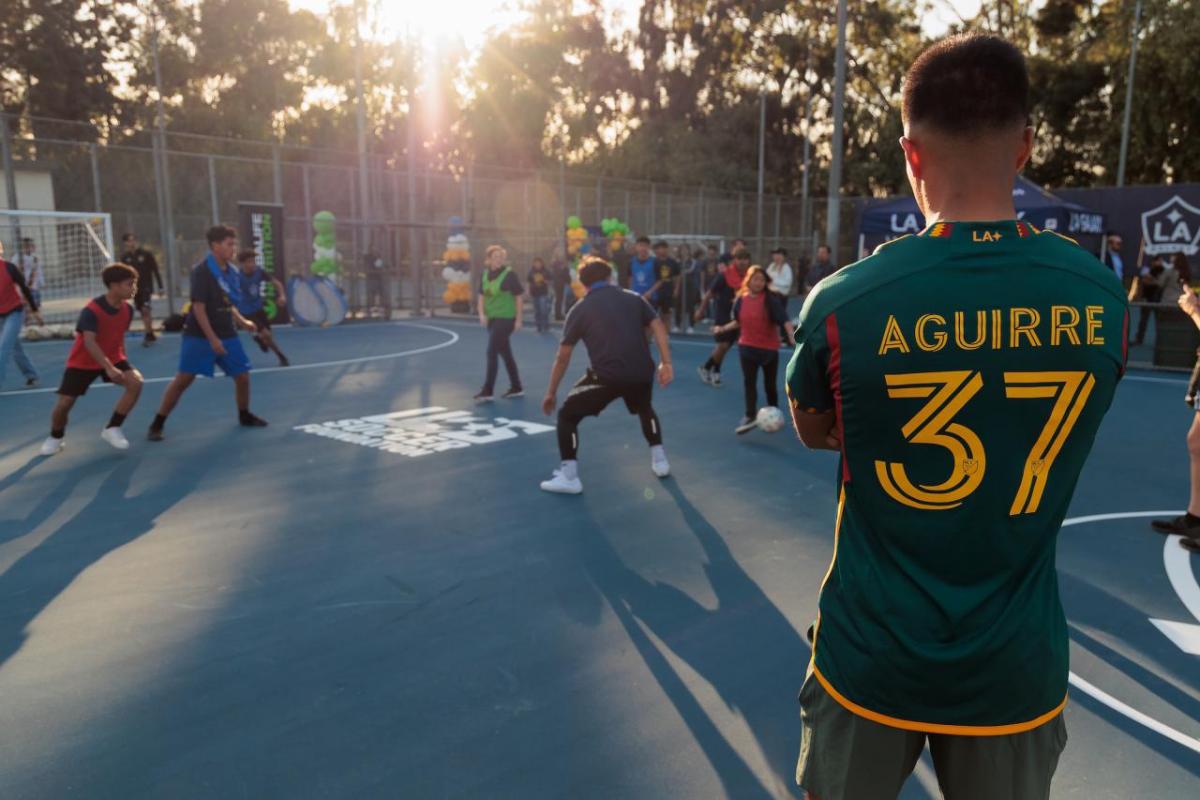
[237,202,289,323]
[1141,196,1200,256]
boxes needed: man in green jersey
[787,34,1127,800]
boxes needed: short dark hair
[707,244,718,252]
[101,263,138,286]
[122,232,136,242]
[653,240,669,250]
[733,247,751,261]
[578,256,612,285]
[237,249,257,263]
[206,224,237,246]
[21,237,33,246]
[817,244,831,254]
[902,33,1030,136]
[635,235,651,245]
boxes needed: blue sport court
[0,319,1197,798]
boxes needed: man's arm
[514,294,524,331]
[477,293,486,326]
[149,253,164,291]
[789,400,840,451]
[1179,290,1200,329]
[271,278,288,305]
[542,343,575,415]
[647,317,674,386]
[232,307,257,333]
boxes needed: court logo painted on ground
[295,406,554,457]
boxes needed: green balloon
[566,215,582,230]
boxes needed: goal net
[0,210,115,324]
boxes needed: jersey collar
[919,220,1037,240]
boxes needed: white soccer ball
[756,405,786,433]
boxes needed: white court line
[0,323,460,398]
[1060,511,1200,755]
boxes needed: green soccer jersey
[786,219,1128,734]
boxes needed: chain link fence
[1,114,835,320]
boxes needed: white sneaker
[686,326,694,334]
[736,416,758,435]
[540,469,582,494]
[651,449,670,478]
[101,426,130,450]
[39,436,64,456]
[711,373,723,388]
[697,365,711,384]
[670,325,680,333]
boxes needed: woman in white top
[766,247,793,296]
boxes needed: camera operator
[1152,253,1200,551]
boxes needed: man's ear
[900,136,921,180]
[1015,126,1034,172]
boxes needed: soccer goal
[1,210,114,324]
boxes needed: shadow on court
[576,481,810,799]
[0,459,205,671]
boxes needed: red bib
[0,262,22,315]
[736,292,780,351]
[67,298,132,369]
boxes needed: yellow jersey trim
[1041,230,1080,247]
[812,666,1068,736]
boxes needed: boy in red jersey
[40,264,144,456]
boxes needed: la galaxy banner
[237,202,290,324]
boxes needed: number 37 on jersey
[875,370,1096,516]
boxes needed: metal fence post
[208,156,220,225]
[0,114,21,248]
[157,132,179,313]
[89,144,103,211]
[650,183,656,233]
[272,144,283,205]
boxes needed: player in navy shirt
[236,249,289,366]
[627,235,657,297]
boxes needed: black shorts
[562,369,653,418]
[247,309,272,331]
[134,292,153,312]
[58,360,135,397]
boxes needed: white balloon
[442,266,457,281]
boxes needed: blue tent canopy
[858,176,1106,238]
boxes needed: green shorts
[795,668,1067,800]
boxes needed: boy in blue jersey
[236,250,289,367]
[627,235,657,298]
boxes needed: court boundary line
[1061,510,1200,755]
[0,323,460,398]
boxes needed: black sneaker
[502,387,524,399]
[24,377,38,388]
[278,356,290,367]
[1182,538,1200,553]
[735,416,758,435]
[239,412,268,428]
[1150,514,1200,537]
[147,427,164,442]
[474,392,494,404]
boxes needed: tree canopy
[1,0,1195,196]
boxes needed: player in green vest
[475,244,524,403]
[786,34,1127,800]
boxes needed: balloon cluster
[311,211,340,277]
[441,216,472,308]
[601,218,630,255]
[565,216,588,298]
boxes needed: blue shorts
[178,335,251,377]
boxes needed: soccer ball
[756,405,785,433]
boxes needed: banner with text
[237,202,289,324]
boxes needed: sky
[289,0,985,51]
